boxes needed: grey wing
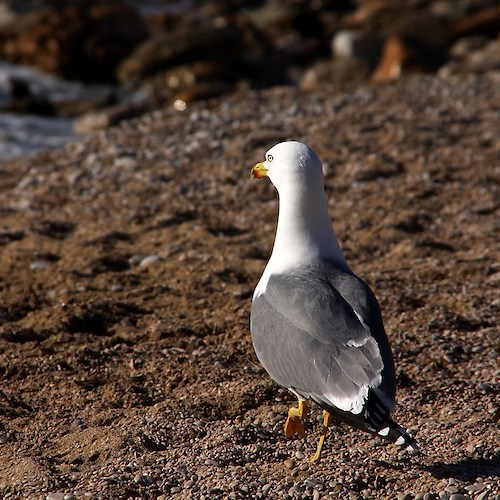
[325,267,396,411]
[250,265,395,415]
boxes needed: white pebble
[139,255,162,267]
[46,494,65,500]
[30,261,48,270]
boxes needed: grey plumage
[251,261,416,447]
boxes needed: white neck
[255,184,350,297]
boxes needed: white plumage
[250,141,418,461]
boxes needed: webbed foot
[284,400,310,438]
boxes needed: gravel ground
[0,72,499,499]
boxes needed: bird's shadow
[373,455,499,482]
[423,456,500,482]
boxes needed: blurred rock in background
[0,1,149,82]
[0,0,498,154]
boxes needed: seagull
[250,141,418,462]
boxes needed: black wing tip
[375,418,420,452]
[401,437,420,453]
[393,426,420,453]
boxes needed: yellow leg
[284,400,310,438]
[308,410,332,462]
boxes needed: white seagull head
[251,141,324,196]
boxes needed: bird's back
[251,261,396,428]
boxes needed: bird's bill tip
[251,161,268,179]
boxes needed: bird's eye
[267,155,273,162]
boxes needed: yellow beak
[251,161,268,179]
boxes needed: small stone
[134,473,154,486]
[46,494,65,500]
[114,157,138,169]
[184,480,195,488]
[170,486,181,494]
[70,418,84,428]
[305,479,317,488]
[295,450,304,460]
[262,484,272,494]
[139,255,161,267]
[466,442,476,453]
[449,495,469,500]
[30,261,48,270]
[464,484,484,493]
[299,463,308,471]
[129,255,144,265]
[476,491,489,500]
[284,459,295,470]
[63,494,75,500]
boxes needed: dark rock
[142,61,239,107]
[378,9,452,49]
[117,17,269,88]
[2,77,55,115]
[245,1,328,66]
[0,1,149,83]
[450,5,500,40]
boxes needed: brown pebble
[284,459,296,470]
